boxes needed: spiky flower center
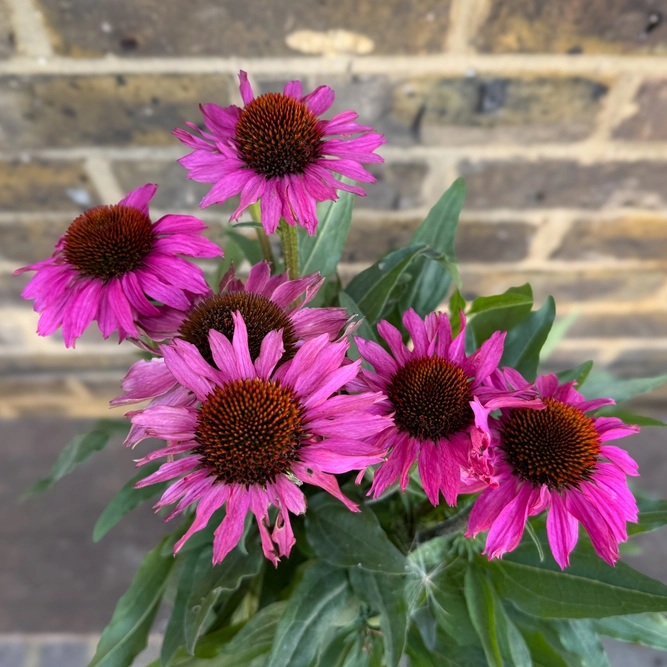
[62,205,154,280]
[178,292,297,368]
[196,378,304,486]
[388,356,474,441]
[502,398,601,490]
[235,92,324,179]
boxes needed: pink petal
[303,85,335,116]
[135,455,201,488]
[213,485,251,564]
[370,433,419,497]
[231,312,255,379]
[403,309,429,357]
[111,358,176,406]
[484,483,537,560]
[600,445,640,476]
[355,338,398,379]
[292,462,358,512]
[419,440,461,507]
[377,320,410,366]
[238,70,255,106]
[254,329,285,380]
[245,260,271,294]
[546,492,579,569]
[107,277,139,337]
[260,180,282,235]
[565,491,619,566]
[174,483,231,553]
[119,183,158,216]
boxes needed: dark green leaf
[338,291,379,351]
[449,290,466,337]
[595,406,666,427]
[90,536,175,667]
[349,570,407,667]
[398,178,465,317]
[405,624,488,667]
[582,371,667,403]
[467,284,533,353]
[629,496,667,535]
[94,461,168,542]
[305,494,407,575]
[185,544,263,654]
[486,535,667,618]
[24,420,128,498]
[267,561,350,667]
[501,296,556,381]
[593,612,667,651]
[299,176,356,278]
[464,566,531,667]
[345,244,453,327]
[555,361,594,388]
[226,230,263,266]
[468,292,533,316]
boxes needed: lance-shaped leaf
[24,420,128,498]
[398,178,465,317]
[267,562,350,667]
[486,535,667,618]
[556,361,594,388]
[305,494,407,575]
[90,536,175,667]
[629,496,667,536]
[582,370,667,403]
[299,176,356,278]
[593,612,667,651]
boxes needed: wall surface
[1,2,667,663]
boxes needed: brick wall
[3,0,667,417]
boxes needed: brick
[475,0,667,54]
[356,162,428,210]
[456,221,536,262]
[0,642,26,667]
[614,80,667,140]
[610,349,667,379]
[568,312,667,338]
[0,161,97,211]
[0,218,70,266]
[459,269,665,304]
[459,160,667,209]
[39,642,89,667]
[0,1,14,59]
[112,160,238,214]
[552,217,667,260]
[37,0,451,57]
[343,217,420,263]
[0,74,233,149]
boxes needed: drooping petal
[546,492,579,569]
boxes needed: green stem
[277,219,299,280]
[412,504,473,546]
[248,202,275,266]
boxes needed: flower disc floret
[502,397,600,490]
[196,378,304,486]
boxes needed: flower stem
[278,219,299,280]
[248,202,275,266]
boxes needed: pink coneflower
[466,371,640,568]
[127,314,391,565]
[350,309,540,507]
[14,184,222,347]
[174,71,385,235]
[113,260,352,412]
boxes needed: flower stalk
[278,219,299,280]
[248,202,275,266]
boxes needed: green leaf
[398,178,465,317]
[184,544,263,654]
[629,496,667,535]
[595,406,666,427]
[555,361,594,388]
[501,296,556,381]
[90,536,175,667]
[449,290,466,337]
[464,566,531,667]
[467,284,533,353]
[226,230,263,266]
[486,535,667,618]
[24,420,128,498]
[94,461,168,542]
[305,494,407,575]
[299,176,356,278]
[344,244,450,327]
[405,624,488,667]
[267,561,350,667]
[338,291,379,352]
[349,570,407,667]
[593,612,667,651]
[468,292,533,316]
[582,370,667,403]
[540,311,580,361]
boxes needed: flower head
[466,371,640,568]
[128,314,390,565]
[14,184,222,347]
[351,309,537,506]
[175,71,385,235]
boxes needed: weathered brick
[37,0,451,57]
[552,218,667,260]
[0,218,70,266]
[0,642,26,667]
[614,80,667,140]
[112,160,238,213]
[610,349,667,379]
[456,221,536,262]
[343,217,420,263]
[0,161,97,211]
[568,312,667,338]
[357,162,428,210]
[0,1,14,59]
[459,269,665,304]
[475,0,667,54]
[459,160,667,209]
[39,642,89,667]
[0,74,233,149]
